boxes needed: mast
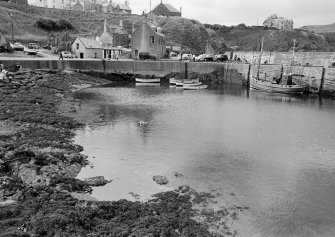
[257,38,264,80]
[292,39,296,65]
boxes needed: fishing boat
[135,78,160,83]
[250,38,305,94]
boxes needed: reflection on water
[74,85,335,237]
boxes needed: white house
[72,37,103,59]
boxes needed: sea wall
[233,51,335,67]
[1,59,335,95]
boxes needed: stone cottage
[131,21,166,59]
[72,37,103,58]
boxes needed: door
[80,53,84,59]
[135,50,139,59]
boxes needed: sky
[128,0,335,28]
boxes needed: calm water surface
[74,84,335,237]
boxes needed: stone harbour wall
[1,59,335,95]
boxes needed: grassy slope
[301,22,335,33]
[0,2,332,52]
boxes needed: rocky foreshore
[0,69,243,236]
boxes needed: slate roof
[164,3,179,13]
[118,3,131,11]
[78,37,102,49]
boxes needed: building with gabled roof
[116,0,131,13]
[72,37,103,58]
[131,21,166,59]
[102,0,116,13]
[151,0,181,17]
[98,19,114,48]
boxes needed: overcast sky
[129,0,335,28]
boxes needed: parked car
[214,54,229,62]
[203,54,214,61]
[12,42,24,51]
[61,51,74,58]
[28,43,40,49]
[139,52,156,60]
[195,54,206,62]
[181,53,193,61]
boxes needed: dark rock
[84,176,111,186]
[153,175,169,185]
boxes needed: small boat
[183,82,208,90]
[135,83,160,87]
[169,78,177,85]
[135,78,160,83]
[175,78,199,87]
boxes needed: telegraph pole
[9,13,14,43]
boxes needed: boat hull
[135,78,160,83]
[250,77,305,94]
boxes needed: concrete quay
[0,58,335,96]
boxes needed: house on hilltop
[116,0,131,13]
[263,14,293,30]
[72,37,103,58]
[151,0,181,17]
[102,0,116,13]
[131,21,166,60]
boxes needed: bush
[35,18,74,32]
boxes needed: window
[76,43,79,50]
[94,52,97,58]
[62,0,64,3]
[150,36,155,44]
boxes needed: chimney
[104,18,107,33]
[180,6,182,17]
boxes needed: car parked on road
[181,53,193,61]
[12,42,25,51]
[28,43,40,49]
[139,52,156,60]
[214,54,229,62]
[61,51,74,58]
[195,54,206,62]
[203,54,214,62]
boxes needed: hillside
[211,25,332,52]
[0,2,333,52]
[0,1,141,43]
[301,23,335,33]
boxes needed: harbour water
[74,84,335,237]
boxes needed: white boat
[169,78,177,85]
[135,78,160,83]
[175,79,199,87]
[135,83,160,87]
[183,85,208,90]
[250,38,305,95]
[183,82,208,90]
